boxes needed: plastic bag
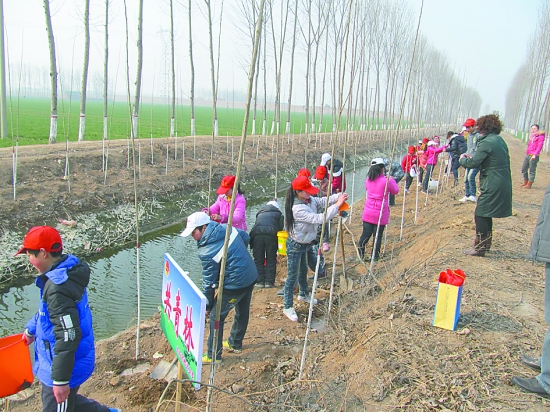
[438,268,466,286]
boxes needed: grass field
[0,98,386,148]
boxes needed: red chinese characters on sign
[182,305,194,351]
[163,281,172,318]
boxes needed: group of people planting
[12,113,548,408]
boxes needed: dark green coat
[459,133,512,218]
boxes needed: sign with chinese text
[160,253,206,389]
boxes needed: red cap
[15,226,63,256]
[314,166,327,180]
[216,175,236,195]
[408,146,415,154]
[292,176,319,195]
[297,168,311,178]
[422,137,429,143]
[462,118,475,127]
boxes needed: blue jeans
[451,156,461,181]
[307,242,325,275]
[537,262,550,393]
[464,168,479,197]
[207,283,254,359]
[284,238,311,309]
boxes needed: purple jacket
[204,193,247,231]
[361,175,399,226]
[426,145,446,165]
[527,132,545,156]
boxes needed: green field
[0,98,384,148]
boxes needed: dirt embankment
[4,133,550,411]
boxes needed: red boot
[524,181,533,189]
[520,180,528,187]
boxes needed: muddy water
[0,162,372,340]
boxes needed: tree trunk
[102,0,109,141]
[132,0,144,139]
[169,0,176,137]
[285,0,299,135]
[78,0,91,142]
[43,0,58,144]
[188,0,196,136]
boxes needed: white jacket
[289,194,340,244]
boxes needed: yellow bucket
[277,231,289,255]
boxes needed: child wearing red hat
[401,146,417,192]
[15,226,119,412]
[281,176,348,322]
[203,175,247,230]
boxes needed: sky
[406,0,540,114]
[2,0,543,116]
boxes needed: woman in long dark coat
[459,114,512,256]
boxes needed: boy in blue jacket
[181,212,258,363]
[16,226,120,412]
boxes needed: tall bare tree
[169,0,176,137]
[132,0,144,138]
[188,0,196,136]
[102,0,109,141]
[43,0,58,143]
[78,0,91,141]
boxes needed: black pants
[474,214,492,237]
[389,177,402,205]
[358,222,385,259]
[251,235,278,285]
[41,384,110,412]
[405,173,413,190]
[422,164,435,192]
[208,283,254,359]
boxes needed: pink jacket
[204,193,247,230]
[426,145,446,165]
[362,175,399,226]
[527,132,545,156]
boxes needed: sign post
[160,253,206,390]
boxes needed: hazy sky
[3,0,542,115]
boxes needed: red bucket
[0,333,34,398]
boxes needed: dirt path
[4,133,550,411]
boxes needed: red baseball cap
[422,137,429,143]
[314,166,327,180]
[216,175,236,195]
[292,176,319,195]
[297,168,311,178]
[15,226,63,256]
[408,146,415,154]
[462,118,475,127]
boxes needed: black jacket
[249,204,284,247]
[446,134,467,158]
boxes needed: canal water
[0,161,373,340]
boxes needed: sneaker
[405,189,410,194]
[323,242,330,252]
[109,409,122,412]
[202,354,222,364]
[277,288,285,296]
[467,195,477,202]
[283,307,298,322]
[254,283,265,289]
[222,340,242,354]
[521,354,542,372]
[264,283,275,288]
[308,271,327,280]
[297,293,318,305]
[458,196,468,202]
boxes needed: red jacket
[401,154,416,173]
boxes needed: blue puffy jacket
[25,255,95,388]
[197,221,258,309]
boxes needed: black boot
[463,234,486,257]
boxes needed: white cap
[320,153,331,166]
[267,200,280,210]
[371,157,385,166]
[332,168,342,177]
[461,126,467,132]
[427,141,437,146]
[180,212,211,237]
